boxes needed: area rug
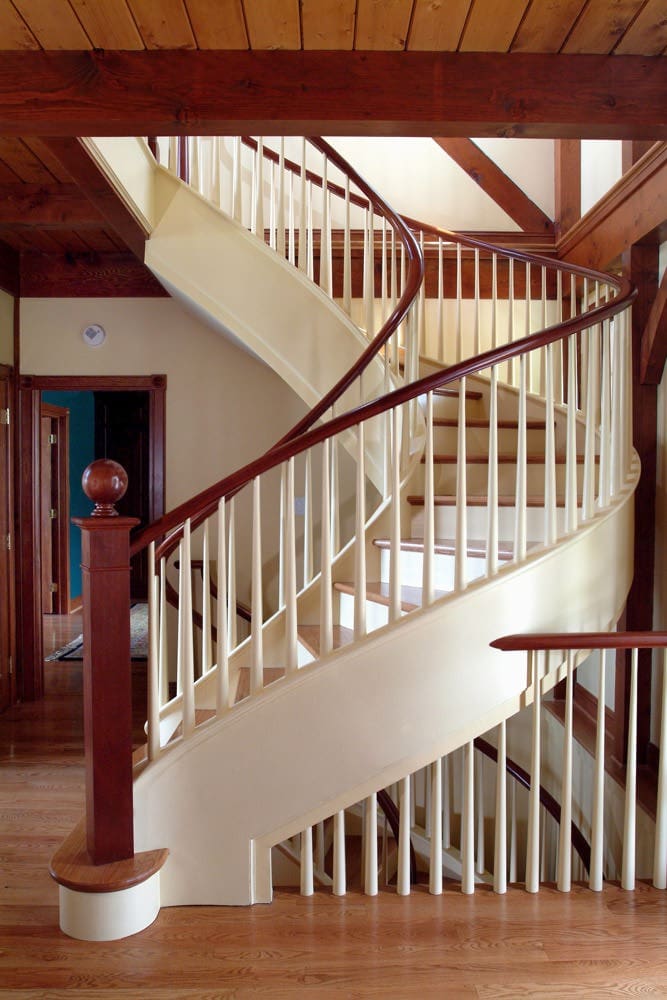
[45,603,149,661]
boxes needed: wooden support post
[73,459,138,865]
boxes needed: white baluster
[653,649,667,888]
[525,262,533,391]
[590,648,606,890]
[565,333,578,533]
[227,496,237,650]
[525,650,541,893]
[201,520,212,675]
[507,256,515,385]
[251,477,263,694]
[320,157,331,296]
[473,247,481,356]
[190,136,200,194]
[268,161,276,250]
[333,809,346,895]
[354,423,367,641]
[437,237,444,362]
[147,542,160,761]
[232,136,242,223]
[494,721,507,893]
[389,407,402,623]
[621,647,638,890]
[556,270,564,402]
[422,391,435,605]
[330,429,340,556]
[288,170,295,265]
[455,242,463,362]
[363,208,374,339]
[176,541,184,696]
[486,365,499,576]
[211,136,221,207]
[381,219,388,323]
[430,757,443,894]
[343,176,352,314]
[298,138,307,272]
[216,497,230,712]
[320,441,333,657]
[159,556,168,707]
[475,749,485,876]
[455,378,468,591]
[544,342,557,546]
[599,320,612,508]
[514,355,528,562]
[276,138,286,257]
[303,450,313,588]
[583,323,600,519]
[610,312,624,497]
[364,792,378,896]
[285,458,298,673]
[443,754,451,849]
[307,180,314,281]
[424,765,432,838]
[300,827,314,896]
[254,137,264,240]
[462,741,475,894]
[558,650,574,892]
[418,230,426,353]
[397,775,411,895]
[181,519,195,738]
[539,266,547,396]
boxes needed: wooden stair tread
[434,417,548,429]
[407,493,574,508]
[49,819,168,894]
[373,537,515,560]
[434,387,483,400]
[334,580,446,611]
[297,624,354,658]
[235,667,285,703]
[424,452,592,464]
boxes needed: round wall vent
[82,324,106,348]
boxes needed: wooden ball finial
[82,459,128,517]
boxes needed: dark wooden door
[94,391,150,599]
[0,371,12,711]
[39,403,70,615]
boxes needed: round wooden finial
[82,459,128,517]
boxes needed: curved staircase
[52,135,640,939]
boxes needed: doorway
[40,402,69,615]
[0,365,14,712]
[17,375,166,701]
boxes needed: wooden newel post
[73,459,139,865]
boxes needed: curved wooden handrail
[133,267,634,562]
[492,632,667,652]
[474,737,591,874]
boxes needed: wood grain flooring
[2,661,667,997]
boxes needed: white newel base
[58,873,161,941]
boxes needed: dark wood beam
[38,138,149,259]
[0,184,103,228]
[640,267,667,384]
[0,238,19,296]
[0,51,665,139]
[558,142,667,269]
[20,252,168,297]
[554,140,581,240]
[433,138,553,234]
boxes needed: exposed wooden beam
[640,267,667,384]
[554,139,581,239]
[0,51,664,139]
[433,138,553,234]
[38,138,149,259]
[20,252,167,297]
[557,142,667,268]
[0,238,19,296]
[0,184,103,228]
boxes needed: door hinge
[49,508,57,520]
[49,582,58,593]
[49,433,57,445]
[0,407,8,426]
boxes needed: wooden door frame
[17,374,166,701]
[40,402,70,615]
[0,364,16,709]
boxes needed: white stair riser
[337,590,390,633]
[433,425,548,453]
[431,461,589,494]
[410,504,566,543]
[377,547,486,590]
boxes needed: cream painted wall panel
[581,141,623,216]
[0,290,13,365]
[19,297,307,513]
[473,138,555,219]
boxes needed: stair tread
[297,624,355,657]
[334,580,446,611]
[434,387,483,400]
[373,537,515,560]
[407,493,575,508]
[234,667,285,703]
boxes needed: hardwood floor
[2,663,667,997]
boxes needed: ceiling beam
[0,184,103,228]
[0,238,19,296]
[433,138,553,233]
[38,139,149,258]
[557,142,667,268]
[20,252,168,298]
[0,51,664,139]
[640,267,667,385]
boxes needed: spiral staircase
[51,136,638,939]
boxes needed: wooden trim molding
[554,140,581,240]
[640,267,667,385]
[557,142,667,269]
[16,374,166,702]
[0,51,664,139]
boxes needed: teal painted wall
[42,390,95,602]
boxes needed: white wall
[581,141,623,216]
[0,289,13,366]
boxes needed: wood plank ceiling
[0,0,665,285]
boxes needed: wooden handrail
[492,632,667,652]
[133,268,634,563]
[474,737,591,874]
